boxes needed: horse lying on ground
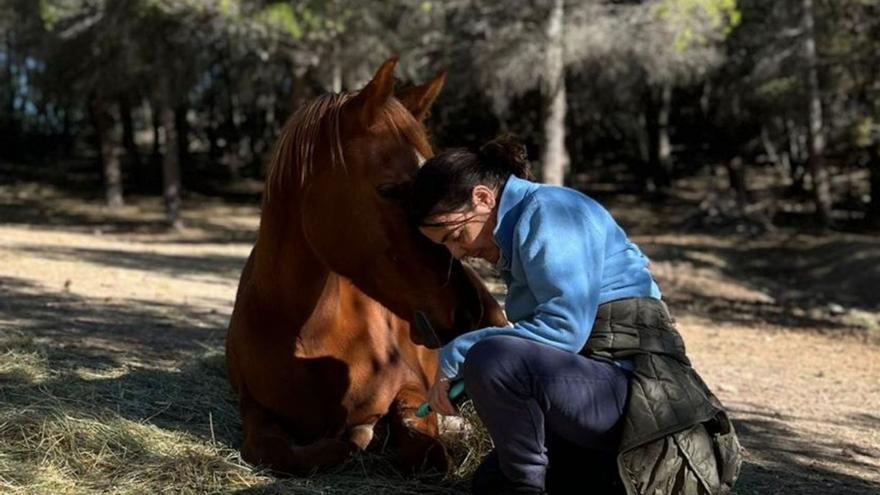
[225,57,506,475]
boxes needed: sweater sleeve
[437,196,607,379]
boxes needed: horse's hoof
[348,423,377,451]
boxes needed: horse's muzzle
[412,311,443,349]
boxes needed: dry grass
[0,334,253,494]
[0,333,492,495]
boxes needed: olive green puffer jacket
[582,298,743,495]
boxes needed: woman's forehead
[424,211,469,228]
[419,223,453,244]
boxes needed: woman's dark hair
[410,135,532,226]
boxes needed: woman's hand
[427,367,459,416]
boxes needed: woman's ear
[471,185,496,210]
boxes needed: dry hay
[0,333,492,494]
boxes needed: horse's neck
[251,195,338,320]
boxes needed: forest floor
[1,168,879,494]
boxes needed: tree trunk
[331,40,343,93]
[3,31,21,158]
[644,84,673,191]
[159,75,183,229]
[90,95,124,209]
[761,126,779,165]
[61,106,74,157]
[119,95,141,185]
[221,62,244,180]
[657,84,673,187]
[785,118,807,194]
[206,84,222,170]
[636,110,650,188]
[869,142,880,226]
[541,0,569,186]
[3,33,13,119]
[174,103,189,172]
[803,0,832,226]
[699,81,712,117]
[726,156,749,209]
[150,100,162,165]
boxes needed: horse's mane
[265,91,433,200]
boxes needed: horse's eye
[377,182,409,200]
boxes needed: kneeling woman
[411,136,741,495]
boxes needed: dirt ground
[1,178,879,494]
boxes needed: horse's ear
[348,56,398,127]
[397,70,446,121]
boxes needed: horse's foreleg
[239,393,354,475]
[389,383,450,473]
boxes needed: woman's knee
[461,336,531,386]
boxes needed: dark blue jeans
[461,335,629,492]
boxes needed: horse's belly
[238,338,407,439]
[227,289,427,441]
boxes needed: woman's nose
[447,244,465,259]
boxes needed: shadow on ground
[640,237,880,339]
[732,409,880,495]
[0,275,228,361]
[11,244,247,284]
[0,180,259,244]
[0,273,239,439]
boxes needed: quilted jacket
[582,298,743,495]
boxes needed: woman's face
[419,185,501,263]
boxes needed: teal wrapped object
[415,380,467,418]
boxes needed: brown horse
[225,58,507,475]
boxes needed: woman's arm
[438,195,607,379]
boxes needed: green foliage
[655,0,741,53]
[217,0,236,16]
[754,77,800,101]
[853,117,876,148]
[39,0,97,32]
[2,0,880,221]
[257,3,302,40]
[38,0,61,31]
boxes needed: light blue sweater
[438,175,662,379]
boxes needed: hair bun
[478,134,532,180]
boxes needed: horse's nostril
[453,304,477,332]
[413,311,442,349]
